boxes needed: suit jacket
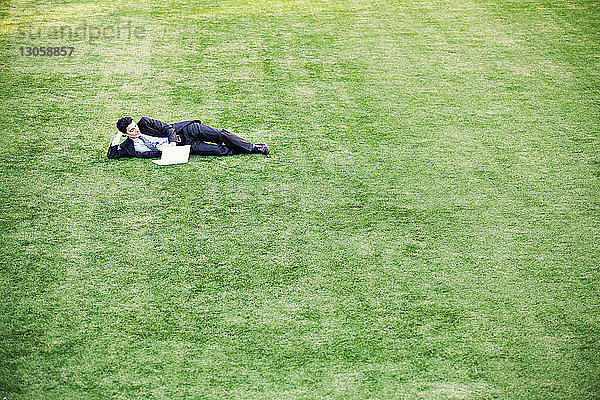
[107,117,202,159]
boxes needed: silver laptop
[152,145,191,165]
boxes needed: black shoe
[253,143,270,155]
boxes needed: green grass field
[1,0,599,398]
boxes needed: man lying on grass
[107,116,270,159]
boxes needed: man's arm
[134,150,162,159]
[107,132,130,159]
[107,131,164,159]
[106,132,137,159]
[140,116,177,143]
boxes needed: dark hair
[117,116,133,133]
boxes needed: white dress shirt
[132,134,170,152]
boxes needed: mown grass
[1,0,599,398]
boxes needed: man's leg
[185,123,255,154]
[190,141,235,156]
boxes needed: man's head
[116,116,141,138]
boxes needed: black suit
[107,117,255,159]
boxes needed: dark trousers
[178,123,254,156]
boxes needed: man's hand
[111,131,124,146]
